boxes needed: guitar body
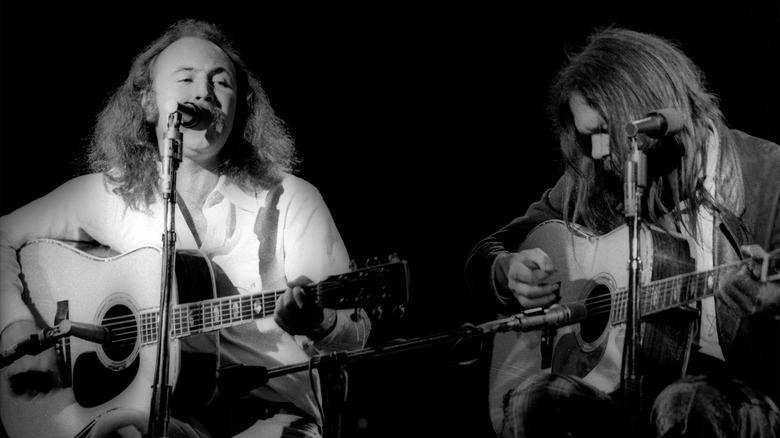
[489,220,700,436]
[1,240,216,438]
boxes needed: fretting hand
[274,276,338,341]
[717,245,780,318]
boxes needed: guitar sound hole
[581,284,611,343]
[103,304,137,362]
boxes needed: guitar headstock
[315,254,410,316]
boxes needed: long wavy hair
[549,27,726,238]
[87,19,297,210]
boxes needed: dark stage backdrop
[1,3,779,438]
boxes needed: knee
[651,376,734,437]
[504,373,623,438]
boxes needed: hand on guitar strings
[274,275,338,341]
[496,248,561,309]
[716,245,780,318]
[1,319,62,396]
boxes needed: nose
[193,77,214,103]
[591,133,610,160]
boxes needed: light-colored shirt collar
[209,175,268,213]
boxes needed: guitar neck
[133,259,409,345]
[612,259,745,325]
[139,287,287,345]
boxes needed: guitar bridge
[522,306,557,369]
[54,300,73,387]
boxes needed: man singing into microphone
[465,27,780,437]
[0,19,370,438]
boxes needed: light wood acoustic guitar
[1,239,410,438]
[488,219,778,436]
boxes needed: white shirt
[0,172,371,421]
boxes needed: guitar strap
[255,183,287,291]
[713,209,749,365]
[176,192,202,249]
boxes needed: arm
[0,174,110,393]
[0,174,110,341]
[464,175,568,314]
[717,135,780,319]
[274,180,371,353]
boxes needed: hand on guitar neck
[718,245,780,318]
[274,275,338,341]
[495,248,561,309]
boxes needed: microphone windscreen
[651,108,684,136]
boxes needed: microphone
[58,320,110,344]
[625,109,683,138]
[481,303,588,334]
[0,321,111,368]
[165,100,212,129]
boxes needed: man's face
[568,92,624,197]
[147,36,237,167]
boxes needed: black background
[2,2,779,437]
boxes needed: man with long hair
[465,27,780,437]
[0,19,370,437]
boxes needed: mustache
[202,105,227,133]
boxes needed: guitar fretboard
[611,260,744,324]
[139,289,287,345]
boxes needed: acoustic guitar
[1,239,410,438]
[488,219,778,436]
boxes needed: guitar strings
[96,262,738,353]
[540,259,745,324]
[93,271,395,353]
[92,260,739,355]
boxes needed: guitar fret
[142,311,156,344]
[206,300,219,329]
[645,284,658,314]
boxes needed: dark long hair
[549,27,724,238]
[87,19,297,210]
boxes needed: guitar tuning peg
[392,304,406,319]
[371,306,384,320]
[349,259,358,272]
[388,253,400,263]
[365,256,381,267]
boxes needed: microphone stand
[148,110,183,438]
[217,304,586,438]
[621,134,646,436]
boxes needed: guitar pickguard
[73,352,140,408]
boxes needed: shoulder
[728,130,780,188]
[40,173,115,202]
[278,173,325,205]
[280,173,320,194]
[730,129,780,166]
